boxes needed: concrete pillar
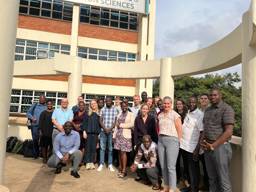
[241,10,256,192]
[0,1,19,184]
[136,0,156,97]
[159,58,174,100]
[68,4,82,106]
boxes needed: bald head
[61,98,69,109]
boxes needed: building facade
[11,0,155,113]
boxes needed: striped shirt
[203,101,235,141]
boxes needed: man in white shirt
[180,96,204,192]
[130,95,141,117]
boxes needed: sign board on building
[66,0,148,14]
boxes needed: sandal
[118,172,127,178]
[152,185,160,190]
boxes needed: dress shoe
[71,171,80,178]
[55,164,62,174]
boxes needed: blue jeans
[31,125,40,158]
[99,131,113,165]
[158,135,179,190]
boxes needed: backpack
[6,136,18,152]
[23,139,34,158]
[12,140,24,154]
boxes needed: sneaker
[97,164,104,172]
[85,163,90,170]
[108,164,115,172]
[90,163,95,170]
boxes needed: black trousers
[181,149,200,192]
[84,134,98,163]
[199,153,209,189]
[137,167,160,185]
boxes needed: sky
[155,0,251,76]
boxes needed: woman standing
[134,103,158,147]
[82,99,101,170]
[158,96,182,192]
[72,101,87,158]
[174,98,189,186]
[113,102,135,178]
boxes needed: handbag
[27,103,37,129]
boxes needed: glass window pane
[50,43,60,50]
[25,55,36,60]
[19,6,28,14]
[110,21,118,28]
[15,46,24,54]
[21,105,31,113]
[41,9,51,17]
[53,1,62,11]
[80,5,90,16]
[90,19,99,25]
[16,39,25,46]
[12,89,21,95]
[46,92,56,97]
[42,1,51,9]
[26,40,37,47]
[80,16,89,23]
[111,11,119,20]
[34,91,45,96]
[61,45,70,51]
[120,22,128,29]
[89,48,97,55]
[26,47,37,55]
[109,51,117,61]
[101,10,109,19]
[20,0,29,5]
[120,12,128,22]
[15,55,24,60]
[22,90,33,96]
[78,47,87,53]
[100,19,109,26]
[78,53,87,58]
[10,105,19,113]
[38,42,49,49]
[57,92,67,97]
[52,11,62,19]
[30,0,40,8]
[11,97,20,104]
[29,8,40,16]
[128,53,136,61]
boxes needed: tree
[153,73,242,136]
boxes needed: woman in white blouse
[158,96,182,192]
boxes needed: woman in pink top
[157,96,182,192]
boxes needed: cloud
[155,0,250,58]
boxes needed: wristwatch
[210,145,214,151]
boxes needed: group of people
[26,89,235,192]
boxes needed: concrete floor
[4,154,153,192]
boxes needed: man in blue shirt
[26,95,47,158]
[52,98,73,141]
[47,121,82,178]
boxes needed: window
[10,89,67,113]
[78,47,136,62]
[80,5,138,31]
[15,39,70,61]
[19,0,73,21]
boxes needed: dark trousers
[181,149,200,192]
[137,167,160,185]
[84,134,98,163]
[199,153,209,189]
[204,143,232,192]
[31,125,40,158]
[177,149,190,183]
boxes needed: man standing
[130,95,141,117]
[180,96,204,192]
[26,95,47,159]
[141,91,148,104]
[72,96,84,113]
[52,98,74,141]
[97,97,118,172]
[47,121,82,178]
[199,93,210,112]
[201,89,235,192]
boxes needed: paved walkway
[4,154,152,192]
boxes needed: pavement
[4,154,153,192]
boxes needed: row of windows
[80,5,138,30]
[15,39,137,62]
[19,0,138,31]
[19,0,73,21]
[15,39,70,61]
[10,89,133,113]
[78,47,136,61]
